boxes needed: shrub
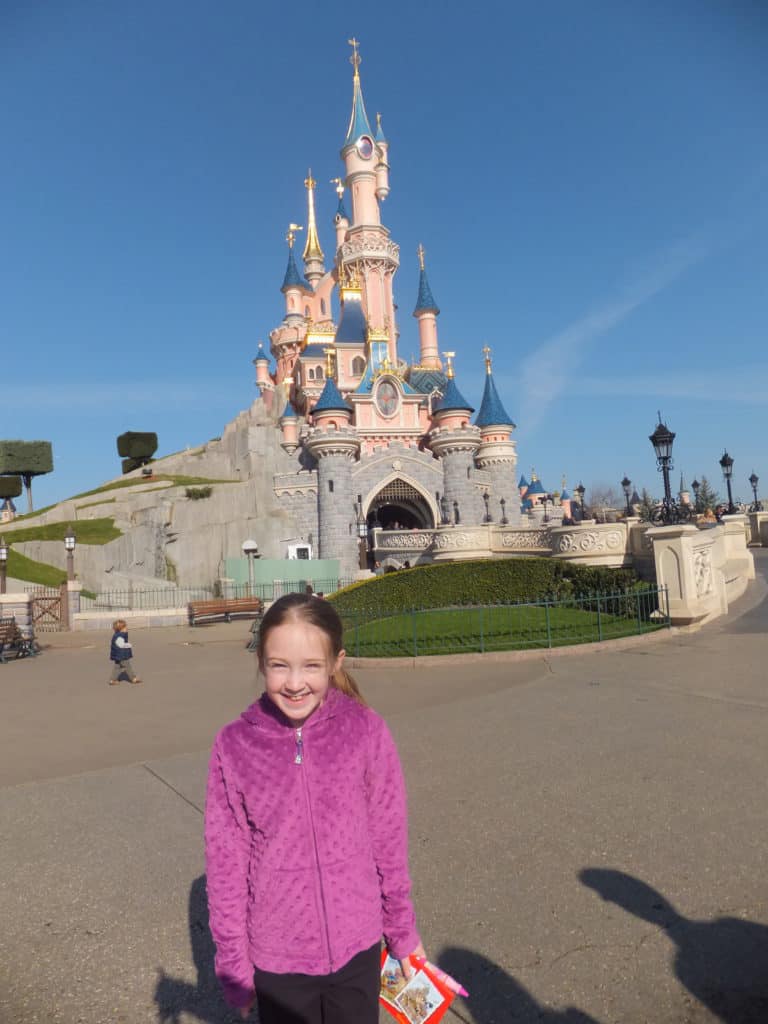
[329,558,641,617]
[185,486,213,500]
[0,475,22,499]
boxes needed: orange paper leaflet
[379,951,465,1024]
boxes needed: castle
[252,41,520,578]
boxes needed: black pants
[252,942,380,1024]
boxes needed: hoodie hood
[241,686,347,732]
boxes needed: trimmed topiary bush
[329,558,641,617]
[0,475,23,499]
[117,432,158,473]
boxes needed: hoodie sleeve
[365,713,420,960]
[204,734,255,1009]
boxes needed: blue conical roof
[281,401,297,419]
[527,478,546,495]
[475,371,515,428]
[519,474,529,489]
[433,377,473,414]
[255,343,269,363]
[281,247,305,292]
[335,195,349,222]
[560,488,571,500]
[413,267,439,316]
[375,112,387,144]
[335,292,367,344]
[344,73,373,147]
[313,376,352,414]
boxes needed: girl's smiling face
[261,618,345,725]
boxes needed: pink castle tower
[256,41,519,574]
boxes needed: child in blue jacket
[109,619,141,685]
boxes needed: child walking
[204,593,424,1023]
[109,619,141,685]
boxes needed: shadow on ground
[155,876,603,1023]
[580,868,768,1023]
[154,876,238,1023]
[438,947,601,1023]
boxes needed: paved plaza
[2,554,768,1024]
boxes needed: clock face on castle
[356,135,374,159]
[375,380,400,417]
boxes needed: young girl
[204,593,424,1023]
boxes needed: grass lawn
[14,474,240,522]
[342,603,665,657]
[2,518,122,545]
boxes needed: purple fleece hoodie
[204,687,419,1009]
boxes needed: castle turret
[413,244,441,370]
[305,372,360,576]
[253,341,272,397]
[428,354,481,525]
[341,39,379,228]
[474,347,519,524]
[279,385,299,453]
[302,170,325,285]
[281,225,307,320]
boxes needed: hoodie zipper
[295,726,334,971]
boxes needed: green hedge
[117,432,158,460]
[329,558,641,616]
[0,475,22,499]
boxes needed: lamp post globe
[719,451,736,514]
[649,417,675,508]
[621,476,632,516]
[241,539,259,596]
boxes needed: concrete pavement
[1,554,767,1023]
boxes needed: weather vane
[482,345,492,373]
[348,37,361,72]
[417,243,426,271]
[330,177,345,198]
[286,223,303,248]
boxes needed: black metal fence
[339,585,670,658]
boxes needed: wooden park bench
[188,596,263,626]
[0,617,40,663]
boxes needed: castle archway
[364,476,437,530]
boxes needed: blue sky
[2,0,767,509]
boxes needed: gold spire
[286,223,303,248]
[331,177,345,199]
[302,170,324,263]
[323,346,335,378]
[442,351,455,379]
[482,345,492,374]
[562,474,567,491]
[417,243,426,271]
[531,468,538,482]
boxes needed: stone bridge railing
[372,514,755,626]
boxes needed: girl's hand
[239,996,256,1019]
[399,941,427,980]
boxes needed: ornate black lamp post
[621,476,632,517]
[542,493,551,523]
[453,500,460,526]
[648,417,691,524]
[356,500,368,570]
[691,478,700,512]
[0,536,7,595]
[64,525,77,583]
[482,490,492,523]
[719,451,736,514]
[575,482,586,517]
[748,471,761,512]
[499,497,509,525]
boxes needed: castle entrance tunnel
[365,479,435,530]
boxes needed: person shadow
[154,874,244,1023]
[438,947,602,1023]
[580,868,768,1022]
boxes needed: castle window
[304,305,310,317]
[316,365,324,378]
[329,480,334,493]
[307,367,315,380]
[321,298,327,315]
[352,356,365,376]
